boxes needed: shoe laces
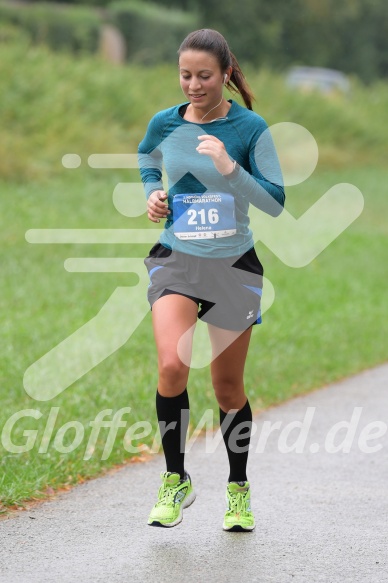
[228,488,250,515]
[156,477,181,507]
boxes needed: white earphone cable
[200,96,224,121]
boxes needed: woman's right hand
[147,190,170,223]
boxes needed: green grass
[1,39,387,510]
[1,38,388,183]
[1,165,387,510]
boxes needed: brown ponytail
[228,52,255,110]
[178,29,255,110]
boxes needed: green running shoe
[223,481,255,532]
[148,471,196,527]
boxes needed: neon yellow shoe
[148,471,196,527]
[223,481,255,532]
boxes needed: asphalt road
[1,364,388,583]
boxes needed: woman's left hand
[196,135,234,176]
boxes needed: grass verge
[1,39,387,509]
[1,164,387,509]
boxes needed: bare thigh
[152,293,199,396]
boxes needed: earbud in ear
[224,74,228,84]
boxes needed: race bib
[173,192,236,240]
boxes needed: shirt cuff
[222,161,240,180]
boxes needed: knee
[158,355,189,389]
[212,377,245,412]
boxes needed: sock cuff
[156,387,189,403]
[156,387,187,397]
[219,398,251,421]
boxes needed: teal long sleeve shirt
[138,99,285,258]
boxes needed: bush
[107,0,198,64]
[0,1,101,54]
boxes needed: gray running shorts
[144,242,264,331]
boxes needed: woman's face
[179,50,226,114]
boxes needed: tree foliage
[151,0,388,81]
[6,0,388,80]
[198,0,388,81]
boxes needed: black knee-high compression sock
[220,399,252,483]
[156,388,189,480]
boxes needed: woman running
[138,28,285,531]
